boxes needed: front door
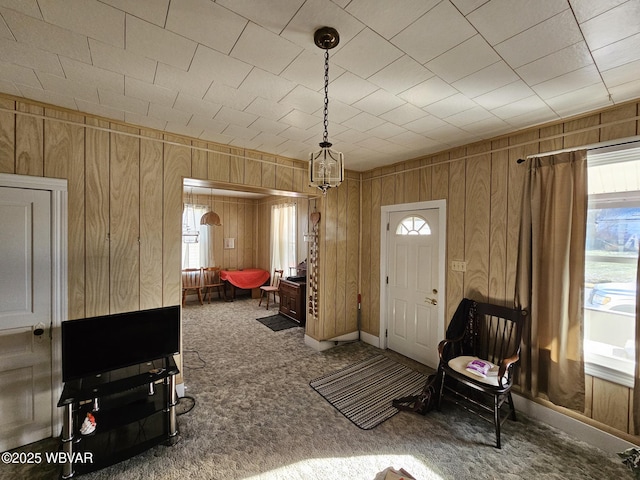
[0,187,52,451]
[386,208,441,368]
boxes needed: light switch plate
[452,260,467,272]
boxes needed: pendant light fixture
[309,26,344,195]
[200,188,222,226]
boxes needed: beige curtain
[634,254,640,434]
[515,150,587,411]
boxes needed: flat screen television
[61,305,180,382]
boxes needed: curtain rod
[517,136,640,163]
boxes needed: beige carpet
[5,296,634,480]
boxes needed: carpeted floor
[4,297,635,480]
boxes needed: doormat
[309,355,427,430]
[257,314,300,331]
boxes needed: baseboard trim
[512,392,637,453]
[360,331,380,348]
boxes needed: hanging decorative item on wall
[308,211,321,319]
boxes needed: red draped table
[220,269,270,300]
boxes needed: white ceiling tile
[390,1,476,64]
[380,103,428,125]
[38,0,124,48]
[444,105,494,127]
[0,78,21,96]
[421,123,470,144]
[368,55,433,95]
[174,93,222,118]
[601,59,640,87]
[1,7,91,62]
[321,99,360,124]
[569,0,628,23]
[165,121,204,139]
[216,0,304,34]
[366,122,407,139]
[331,28,403,79]
[345,0,439,39]
[280,109,320,130]
[231,22,302,76]
[280,0,366,51]
[38,72,99,102]
[515,42,593,86]
[279,85,323,114]
[249,117,289,135]
[125,111,167,131]
[281,49,345,91]
[352,89,405,116]
[203,83,256,111]
[89,38,156,82]
[155,63,213,99]
[279,126,315,142]
[387,130,440,149]
[60,57,123,94]
[422,93,478,118]
[467,0,567,45]
[328,72,378,105]
[403,114,447,134]
[399,76,458,107]
[18,84,78,110]
[608,78,640,103]
[252,132,288,150]
[222,124,259,140]
[126,15,196,70]
[125,77,177,106]
[99,0,170,27]
[532,64,602,100]
[187,115,227,134]
[214,106,259,128]
[426,34,500,83]
[544,83,612,116]
[490,95,552,120]
[148,102,192,124]
[495,10,583,69]
[452,61,519,98]
[98,88,149,115]
[166,0,246,54]
[592,33,640,71]
[244,97,293,121]
[473,80,534,110]
[581,1,640,50]
[188,45,252,90]
[75,98,125,120]
[461,116,510,137]
[0,60,39,87]
[333,128,370,144]
[0,37,63,75]
[200,131,234,145]
[238,68,296,102]
[0,0,41,18]
[450,0,490,16]
[0,12,13,39]
[342,111,385,132]
[357,136,408,154]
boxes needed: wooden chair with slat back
[202,266,225,302]
[259,269,283,310]
[437,300,527,448]
[181,268,203,307]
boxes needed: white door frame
[0,173,68,438]
[379,199,446,352]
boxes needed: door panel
[0,187,52,451]
[387,208,440,368]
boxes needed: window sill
[584,340,634,388]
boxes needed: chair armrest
[437,333,466,362]
[497,353,520,388]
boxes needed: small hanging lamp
[200,188,222,226]
[309,26,344,195]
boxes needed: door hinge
[386,276,388,284]
[385,329,388,338]
[386,222,389,231]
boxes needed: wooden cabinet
[279,279,306,325]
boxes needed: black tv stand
[57,356,179,478]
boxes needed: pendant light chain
[322,48,330,146]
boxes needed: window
[182,203,214,269]
[584,145,640,386]
[395,215,431,235]
[270,203,296,273]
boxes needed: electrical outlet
[451,260,467,272]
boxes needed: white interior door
[386,208,441,368]
[0,187,52,451]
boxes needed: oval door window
[395,215,431,235]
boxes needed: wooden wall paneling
[346,177,360,332]
[191,140,208,180]
[244,151,262,187]
[360,179,372,335]
[419,158,433,202]
[261,154,276,189]
[207,144,230,182]
[368,176,382,336]
[322,188,338,339]
[213,197,225,267]
[380,171,395,207]
[237,199,246,268]
[404,159,421,204]
[430,153,449,201]
[592,376,630,433]
[109,125,140,314]
[139,131,164,310]
[599,103,638,141]
[464,146,491,302]
[394,164,405,204]
[488,139,509,305]
[229,197,239,269]
[275,156,294,192]
[0,98,15,173]
[335,178,348,334]
[584,374,594,418]
[446,158,465,323]
[563,114,601,149]
[538,124,563,155]
[84,118,110,317]
[45,110,86,319]
[229,147,244,184]
[163,134,191,306]
[246,200,256,269]
[16,102,43,176]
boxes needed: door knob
[33,322,45,336]
[425,297,437,305]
